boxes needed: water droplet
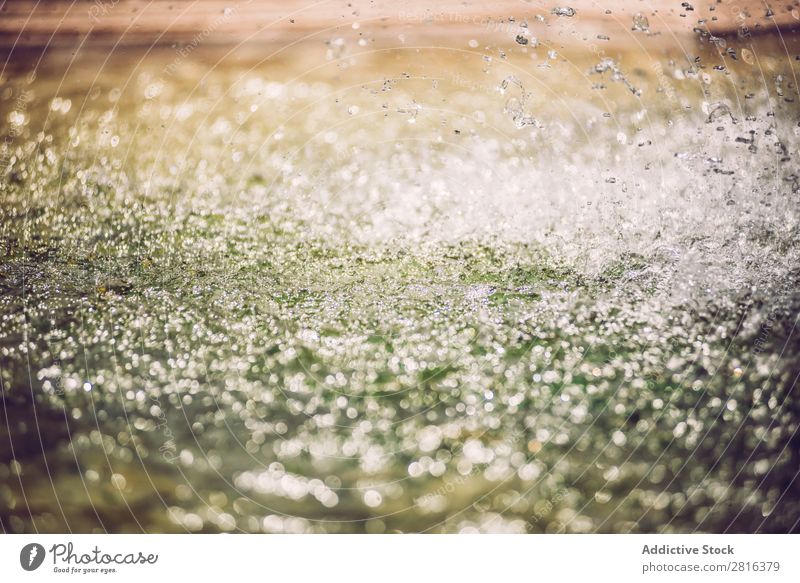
[632,13,650,32]
[363,490,382,507]
[551,7,576,17]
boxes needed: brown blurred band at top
[0,0,797,49]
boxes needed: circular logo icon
[20,543,46,571]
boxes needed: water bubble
[551,7,576,17]
[363,490,382,507]
[632,13,650,32]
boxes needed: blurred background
[1,1,799,534]
[1,0,798,46]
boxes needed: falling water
[1,33,799,533]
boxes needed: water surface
[1,33,799,533]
